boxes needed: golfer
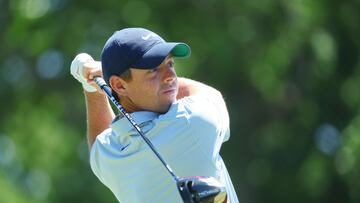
[70,27,239,203]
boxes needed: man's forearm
[177,77,221,99]
[85,91,115,148]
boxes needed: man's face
[124,56,178,113]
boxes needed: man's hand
[70,53,103,93]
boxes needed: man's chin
[157,100,175,113]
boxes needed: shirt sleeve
[89,128,113,184]
[211,93,230,142]
[182,91,230,143]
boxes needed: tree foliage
[1,0,360,202]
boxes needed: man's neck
[119,96,142,113]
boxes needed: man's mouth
[162,88,176,95]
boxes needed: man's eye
[149,68,158,73]
[168,61,174,68]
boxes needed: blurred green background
[1,0,360,202]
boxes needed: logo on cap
[141,33,157,41]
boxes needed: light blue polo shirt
[90,93,239,203]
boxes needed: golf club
[94,76,228,203]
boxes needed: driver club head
[177,176,228,203]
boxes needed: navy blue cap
[101,28,191,84]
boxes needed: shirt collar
[110,111,159,135]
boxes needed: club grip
[93,76,107,88]
[93,76,113,97]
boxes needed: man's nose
[163,67,176,83]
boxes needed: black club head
[177,176,227,203]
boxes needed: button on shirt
[90,93,239,203]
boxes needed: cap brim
[133,42,191,69]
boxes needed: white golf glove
[70,53,97,92]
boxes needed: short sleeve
[210,93,230,142]
[89,128,113,184]
[181,92,230,143]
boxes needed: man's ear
[109,75,129,97]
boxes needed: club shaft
[94,77,179,181]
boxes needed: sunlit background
[1,0,360,202]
